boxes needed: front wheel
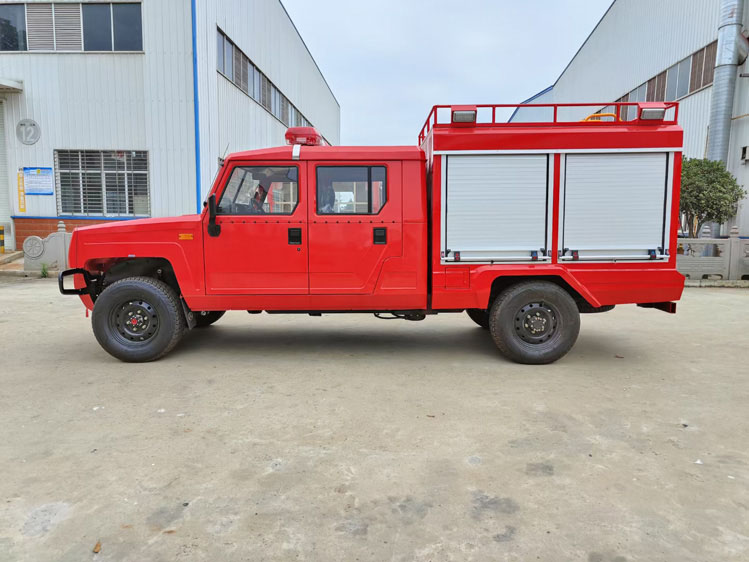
[489,281,580,364]
[92,276,185,362]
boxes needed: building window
[665,62,679,101]
[217,29,224,73]
[216,27,318,135]
[83,4,112,51]
[224,37,233,80]
[676,57,691,98]
[217,166,299,215]
[618,40,720,114]
[113,3,142,51]
[79,3,142,51]
[316,166,387,215]
[54,3,83,51]
[0,4,27,51]
[55,150,150,217]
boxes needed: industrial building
[0,0,340,251]
[511,0,749,236]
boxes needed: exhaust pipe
[706,0,748,234]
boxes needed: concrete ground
[0,279,747,562]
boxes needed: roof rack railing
[417,102,679,145]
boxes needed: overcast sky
[282,0,612,146]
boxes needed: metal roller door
[0,100,12,251]
[445,154,549,261]
[562,153,669,260]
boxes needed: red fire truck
[59,102,685,364]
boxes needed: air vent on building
[27,3,55,51]
[54,3,83,51]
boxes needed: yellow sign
[17,170,26,213]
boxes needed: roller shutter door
[562,153,669,259]
[445,154,549,261]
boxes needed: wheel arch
[486,274,601,312]
[83,257,183,302]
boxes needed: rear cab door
[307,160,403,294]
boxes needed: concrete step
[0,250,23,266]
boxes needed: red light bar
[285,126,324,146]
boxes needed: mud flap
[181,298,197,329]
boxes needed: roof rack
[418,102,679,145]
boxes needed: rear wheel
[466,308,490,329]
[92,276,185,362]
[194,310,225,328]
[489,281,580,364]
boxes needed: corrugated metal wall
[679,87,712,158]
[0,0,196,219]
[195,0,341,204]
[528,0,749,234]
[1,0,340,222]
[553,0,719,106]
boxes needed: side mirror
[207,194,221,237]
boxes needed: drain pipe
[707,0,748,234]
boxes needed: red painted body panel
[68,103,683,314]
[204,160,309,294]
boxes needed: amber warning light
[285,126,324,146]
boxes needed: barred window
[55,150,150,217]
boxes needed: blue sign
[23,167,54,195]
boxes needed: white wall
[1,0,340,227]
[0,0,196,220]
[552,0,719,107]
[194,0,341,204]
[513,0,749,234]
[679,87,712,158]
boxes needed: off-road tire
[489,281,580,364]
[466,308,490,329]
[194,310,225,328]
[92,276,185,362]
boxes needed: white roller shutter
[445,154,549,261]
[0,101,12,250]
[562,153,669,259]
[27,4,55,51]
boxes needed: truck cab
[60,103,685,364]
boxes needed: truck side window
[217,166,299,215]
[316,166,387,215]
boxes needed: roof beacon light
[638,103,667,121]
[285,126,324,146]
[451,106,477,124]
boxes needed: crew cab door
[204,163,308,294]
[308,162,402,294]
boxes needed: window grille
[55,150,150,217]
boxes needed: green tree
[680,157,745,238]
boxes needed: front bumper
[58,268,100,296]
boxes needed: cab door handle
[373,227,387,245]
[288,228,302,245]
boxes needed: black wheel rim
[514,301,558,344]
[111,299,159,342]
